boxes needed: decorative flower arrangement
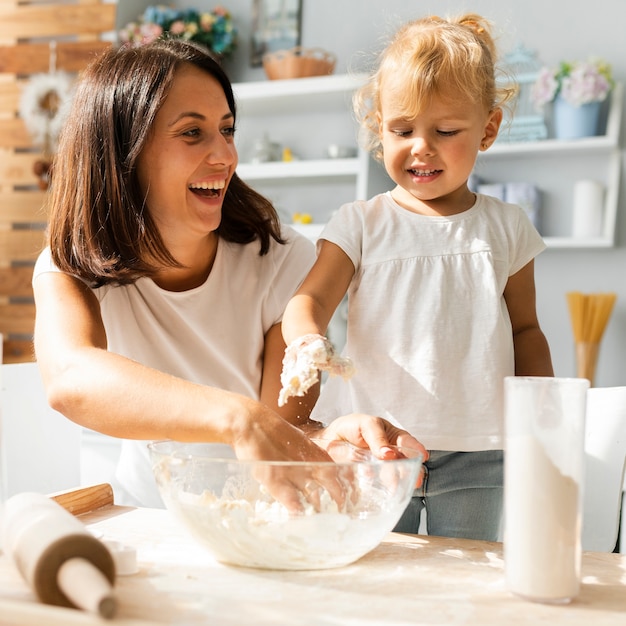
[118,5,237,57]
[531,58,613,108]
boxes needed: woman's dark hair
[47,38,284,285]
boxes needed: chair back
[1,362,82,498]
[583,386,626,552]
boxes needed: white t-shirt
[311,192,546,452]
[33,226,315,506]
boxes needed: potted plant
[531,58,614,139]
[118,5,237,58]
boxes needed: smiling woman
[30,38,425,508]
[134,64,238,271]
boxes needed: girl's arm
[503,260,554,376]
[260,322,320,425]
[32,271,331,463]
[281,240,355,345]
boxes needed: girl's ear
[480,108,503,151]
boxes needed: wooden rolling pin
[1,492,117,619]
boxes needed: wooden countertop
[1,504,625,625]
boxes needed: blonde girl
[280,14,553,540]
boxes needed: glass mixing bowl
[148,440,423,570]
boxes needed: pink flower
[531,67,559,109]
[531,58,613,109]
[169,20,186,35]
[560,62,611,107]
[140,23,162,44]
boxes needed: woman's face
[136,63,238,246]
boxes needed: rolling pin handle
[57,557,117,619]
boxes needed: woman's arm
[503,260,554,376]
[32,271,331,462]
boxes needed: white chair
[1,362,82,498]
[582,386,626,553]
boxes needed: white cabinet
[233,73,371,239]
[475,83,623,248]
[233,76,623,249]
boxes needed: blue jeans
[393,450,504,541]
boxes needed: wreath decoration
[19,71,74,189]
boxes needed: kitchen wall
[120,0,626,385]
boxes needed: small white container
[572,179,604,238]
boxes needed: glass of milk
[503,376,589,604]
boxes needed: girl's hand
[315,414,428,488]
[316,414,428,459]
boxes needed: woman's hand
[230,405,347,512]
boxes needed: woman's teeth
[189,180,225,197]
[189,180,225,190]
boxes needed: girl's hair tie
[460,18,485,35]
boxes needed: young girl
[33,38,424,508]
[280,14,554,540]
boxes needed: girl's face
[377,83,501,215]
[136,63,238,246]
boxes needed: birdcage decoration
[497,44,548,143]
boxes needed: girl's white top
[311,192,546,452]
[33,226,315,507]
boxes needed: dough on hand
[278,335,354,407]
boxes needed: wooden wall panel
[0,80,20,113]
[0,3,116,40]
[0,266,35,298]
[0,40,111,74]
[0,117,32,149]
[0,230,46,263]
[0,191,48,224]
[0,150,42,187]
[0,0,115,363]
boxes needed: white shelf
[487,134,618,157]
[477,82,622,248]
[233,73,373,222]
[233,73,368,116]
[234,75,622,250]
[237,157,361,182]
[543,237,614,249]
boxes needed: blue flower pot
[553,97,601,140]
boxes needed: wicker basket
[263,47,336,80]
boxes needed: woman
[33,38,424,507]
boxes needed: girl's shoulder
[475,193,533,225]
[330,193,392,222]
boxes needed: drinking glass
[503,376,589,604]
